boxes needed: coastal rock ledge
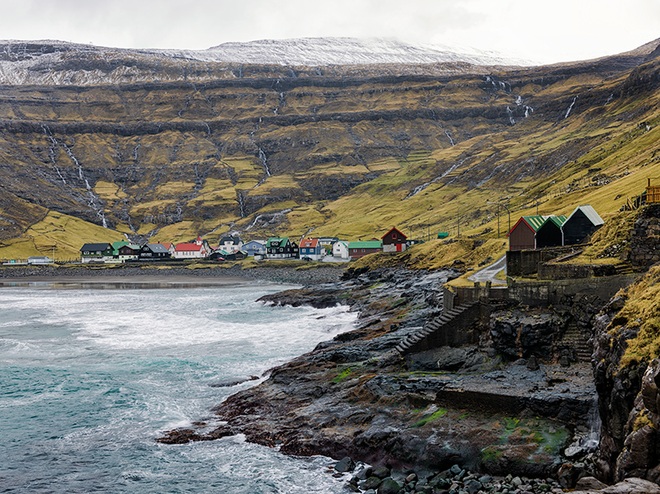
[158,264,660,493]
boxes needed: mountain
[0,37,658,258]
[0,37,531,86]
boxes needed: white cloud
[0,0,657,63]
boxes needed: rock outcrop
[155,266,603,479]
[594,266,660,483]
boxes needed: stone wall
[506,247,577,277]
[508,275,638,307]
[445,274,638,310]
[629,204,660,269]
[444,282,508,309]
[538,262,617,280]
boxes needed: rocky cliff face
[594,264,660,483]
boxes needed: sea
[0,280,358,493]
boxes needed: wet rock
[335,456,356,473]
[360,476,383,491]
[570,477,660,493]
[376,477,401,494]
[575,476,608,490]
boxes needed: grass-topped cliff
[0,39,658,260]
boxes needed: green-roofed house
[507,215,547,251]
[536,215,567,249]
[265,237,299,259]
[112,240,141,261]
[348,240,382,259]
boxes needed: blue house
[243,240,266,257]
[299,238,324,261]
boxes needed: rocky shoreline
[0,262,344,286]
[8,262,658,493]
[151,264,648,493]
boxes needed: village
[3,203,610,268]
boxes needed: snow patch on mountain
[0,37,536,86]
[198,37,534,66]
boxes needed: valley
[0,39,658,261]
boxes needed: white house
[332,240,350,259]
[217,235,243,254]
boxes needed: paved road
[468,255,507,285]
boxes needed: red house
[382,227,408,253]
[507,215,546,251]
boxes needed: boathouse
[507,215,546,251]
[562,205,604,245]
[535,215,567,249]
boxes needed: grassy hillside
[0,45,658,259]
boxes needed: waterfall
[258,148,272,177]
[42,125,67,185]
[236,191,246,218]
[42,126,107,228]
[506,106,516,125]
[565,96,577,119]
[444,130,455,146]
[583,397,602,450]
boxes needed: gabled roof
[507,215,547,236]
[539,215,567,229]
[243,239,265,246]
[161,242,174,250]
[267,237,289,247]
[80,242,113,252]
[175,242,203,252]
[382,227,407,240]
[348,240,382,249]
[147,243,171,254]
[565,205,604,227]
[299,238,319,248]
[112,240,129,249]
[220,235,242,244]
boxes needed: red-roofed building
[299,238,324,261]
[173,242,208,259]
[382,227,408,253]
[160,242,176,256]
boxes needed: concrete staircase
[396,302,479,356]
[559,323,593,362]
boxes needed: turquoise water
[0,282,357,493]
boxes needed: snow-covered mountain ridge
[0,37,532,86]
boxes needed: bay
[0,280,357,493]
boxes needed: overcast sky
[1,0,658,64]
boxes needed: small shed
[646,178,660,204]
[535,215,567,249]
[382,227,408,253]
[507,215,546,251]
[562,205,604,245]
